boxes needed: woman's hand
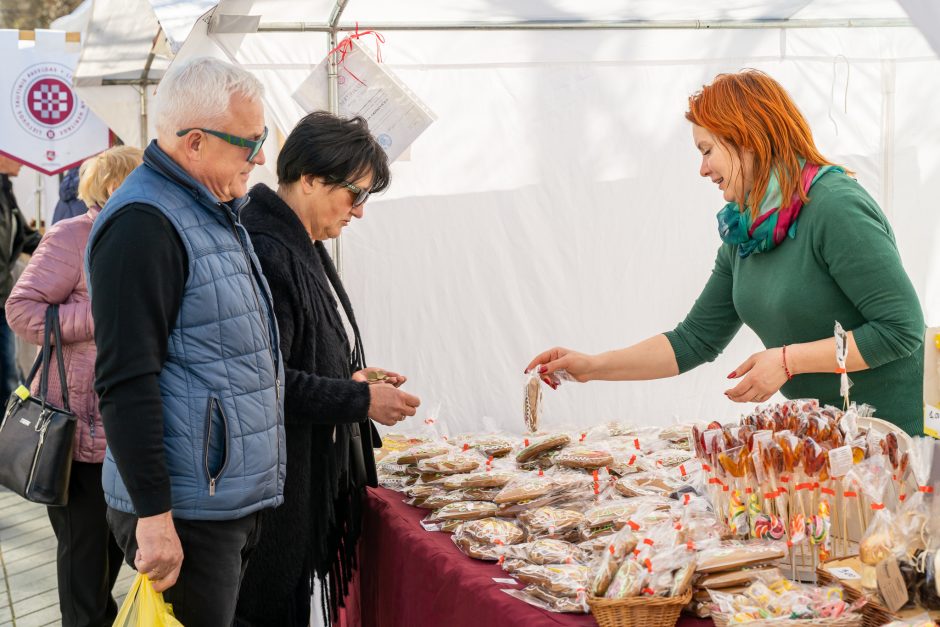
[353,367,406,388]
[724,348,788,403]
[368,383,421,426]
[525,347,595,388]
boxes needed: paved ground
[0,487,134,627]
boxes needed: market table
[352,486,714,627]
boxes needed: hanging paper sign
[0,30,109,175]
[293,37,435,163]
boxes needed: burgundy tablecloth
[350,486,714,627]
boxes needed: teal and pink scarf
[717,161,843,258]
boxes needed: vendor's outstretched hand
[525,346,593,388]
[724,348,788,403]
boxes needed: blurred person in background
[53,166,89,224]
[7,145,142,627]
[0,155,40,399]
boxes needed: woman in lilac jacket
[6,146,141,627]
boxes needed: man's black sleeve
[89,203,187,517]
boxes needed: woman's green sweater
[665,171,924,435]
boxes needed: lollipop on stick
[720,445,748,536]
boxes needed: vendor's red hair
[686,70,849,218]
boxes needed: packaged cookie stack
[689,542,789,618]
[690,566,785,618]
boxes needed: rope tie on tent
[328,22,386,86]
[827,54,850,136]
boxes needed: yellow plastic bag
[113,573,184,627]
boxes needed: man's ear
[181,131,205,162]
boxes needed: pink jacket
[5,207,103,463]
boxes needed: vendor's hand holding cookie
[525,346,594,387]
[368,383,421,426]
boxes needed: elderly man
[0,156,39,398]
[86,57,284,625]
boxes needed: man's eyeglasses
[334,179,371,207]
[176,126,268,162]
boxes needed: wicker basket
[815,564,894,627]
[587,590,692,627]
[711,613,863,627]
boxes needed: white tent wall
[172,2,940,436]
[72,0,214,147]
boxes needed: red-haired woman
[527,70,924,435]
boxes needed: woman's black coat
[235,183,380,625]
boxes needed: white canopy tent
[5,0,212,226]
[168,0,940,436]
[71,0,215,147]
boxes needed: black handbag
[0,305,76,505]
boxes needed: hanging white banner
[0,29,109,175]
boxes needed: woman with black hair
[235,111,421,626]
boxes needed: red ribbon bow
[327,23,386,86]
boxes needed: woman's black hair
[277,111,391,193]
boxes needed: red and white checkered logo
[12,63,89,140]
[26,78,74,125]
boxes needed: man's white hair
[155,57,264,138]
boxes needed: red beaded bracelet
[782,345,793,380]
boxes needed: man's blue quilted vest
[86,141,285,520]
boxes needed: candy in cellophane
[851,456,896,590]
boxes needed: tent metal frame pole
[138,47,156,147]
[328,0,350,275]
[252,17,912,34]
[100,79,159,86]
